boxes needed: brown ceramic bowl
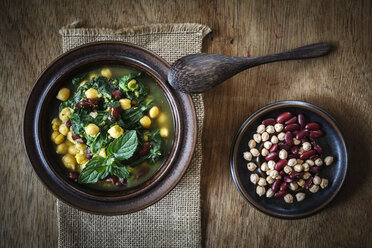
[23,42,197,215]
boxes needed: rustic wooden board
[0,0,371,247]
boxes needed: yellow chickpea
[51,131,59,142]
[52,123,59,131]
[67,131,76,144]
[157,113,167,125]
[75,153,88,164]
[58,123,69,136]
[89,73,98,81]
[85,123,99,136]
[75,143,87,153]
[99,148,107,158]
[101,68,112,78]
[56,143,68,154]
[54,134,65,145]
[108,125,124,138]
[68,145,78,155]
[51,118,61,125]
[140,116,151,128]
[59,108,71,122]
[160,128,169,138]
[119,98,131,110]
[149,106,160,119]
[85,88,99,99]
[56,88,70,101]
[62,154,76,170]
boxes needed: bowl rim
[230,100,349,219]
[23,41,197,214]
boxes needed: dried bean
[305,122,320,130]
[309,130,323,138]
[65,119,71,129]
[280,182,288,191]
[309,154,319,160]
[272,180,281,192]
[284,176,294,183]
[313,144,323,154]
[310,166,321,174]
[299,150,316,160]
[278,141,291,151]
[285,131,294,146]
[265,152,278,161]
[290,172,303,179]
[112,90,123,100]
[285,116,297,125]
[305,177,313,189]
[288,154,297,159]
[279,170,286,177]
[291,146,299,155]
[298,114,306,129]
[68,172,79,181]
[262,118,276,126]
[285,123,300,131]
[269,144,278,153]
[296,129,308,140]
[276,112,292,123]
[274,190,287,198]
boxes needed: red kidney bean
[290,172,303,179]
[305,122,320,130]
[279,170,286,177]
[301,137,309,143]
[292,130,299,136]
[296,129,308,140]
[285,131,294,146]
[72,133,81,140]
[115,181,123,187]
[274,190,287,198]
[138,142,151,157]
[269,144,278,153]
[313,145,323,154]
[265,152,278,161]
[262,118,276,126]
[288,154,297,159]
[291,146,299,155]
[305,177,313,189]
[278,141,291,151]
[309,154,319,160]
[309,130,323,138]
[68,172,79,181]
[136,167,150,179]
[284,176,294,183]
[110,106,122,119]
[112,90,123,100]
[298,114,306,129]
[285,123,300,131]
[285,116,297,125]
[65,119,71,129]
[275,159,287,171]
[310,166,321,174]
[276,112,292,124]
[299,150,316,160]
[272,180,281,192]
[105,176,117,184]
[280,182,288,191]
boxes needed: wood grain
[0,0,371,247]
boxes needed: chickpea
[296,159,304,165]
[283,165,293,174]
[256,124,266,134]
[320,178,329,189]
[75,143,87,153]
[56,143,68,154]
[294,164,304,172]
[275,175,282,180]
[253,134,261,143]
[56,88,70,101]
[54,133,65,145]
[295,192,306,202]
[261,148,269,156]
[302,163,310,171]
[67,131,76,144]
[315,158,323,166]
[250,174,259,184]
[99,148,107,158]
[248,139,256,148]
[85,123,100,136]
[288,158,297,167]
[309,184,320,193]
[59,124,69,136]
[250,148,260,157]
[62,154,76,170]
[264,141,272,150]
[266,125,275,134]
[302,172,312,180]
[324,156,334,166]
[258,177,267,186]
[59,108,71,122]
[289,182,298,191]
[261,132,270,142]
[266,176,275,185]
[266,188,274,198]
[119,98,131,110]
[284,194,293,203]
[298,147,304,154]
[274,123,284,132]
[52,123,59,131]
[243,152,253,161]
[267,170,279,178]
[247,162,257,171]
[279,149,288,160]
[256,186,266,197]
[268,160,276,170]
[68,145,78,155]
[75,153,88,164]
[100,68,112,78]
[260,162,269,172]
[277,132,285,141]
[306,159,315,166]
[302,142,312,151]
[297,179,305,188]
[51,118,62,125]
[90,112,98,118]
[157,113,167,124]
[140,116,152,128]
[160,128,169,138]
[85,88,99,99]
[270,135,279,144]
[108,125,124,138]
[293,138,301,145]
[149,106,160,119]
[51,131,59,142]
[313,176,321,185]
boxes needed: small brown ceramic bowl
[23,42,197,215]
[230,101,349,219]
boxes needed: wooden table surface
[1,0,371,247]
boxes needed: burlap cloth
[57,23,211,248]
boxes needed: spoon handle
[245,43,332,68]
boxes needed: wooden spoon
[167,43,332,94]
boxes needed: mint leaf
[111,162,130,179]
[78,156,107,184]
[107,130,138,160]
